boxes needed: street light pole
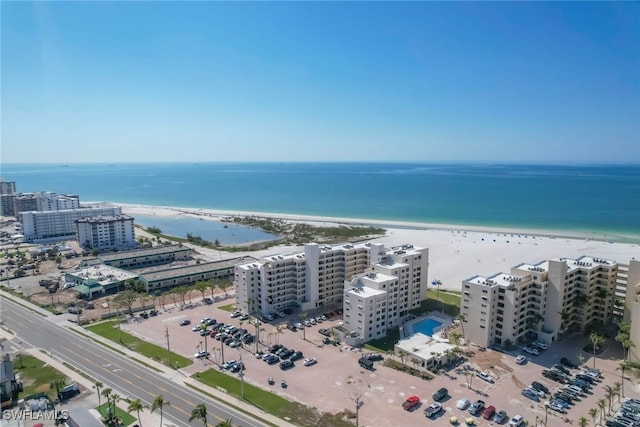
[354,395,361,427]
[239,353,245,400]
[165,326,172,368]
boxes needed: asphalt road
[0,296,268,427]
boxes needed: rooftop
[67,265,137,285]
[396,333,454,362]
[141,258,242,282]
[98,245,191,262]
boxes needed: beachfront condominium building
[341,244,429,344]
[623,260,640,363]
[12,192,80,216]
[76,214,136,251]
[19,206,122,243]
[0,180,16,217]
[461,255,620,348]
[234,242,428,323]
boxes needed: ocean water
[2,162,638,240]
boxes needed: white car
[194,350,210,359]
[546,401,565,413]
[509,415,525,427]
[456,398,470,410]
[515,355,527,365]
[533,341,548,350]
[303,358,317,366]
[477,371,494,383]
[230,311,241,318]
[523,346,541,356]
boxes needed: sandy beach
[116,202,639,292]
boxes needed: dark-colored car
[279,349,294,359]
[203,297,213,304]
[531,381,549,395]
[576,373,596,384]
[289,351,304,361]
[432,387,448,402]
[180,319,191,326]
[494,410,508,424]
[552,364,571,376]
[270,344,284,353]
[482,406,496,420]
[149,309,159,316]
[280,360,294,370]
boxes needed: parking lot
[122,298,640,426]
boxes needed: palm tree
[151,395,171,427]
[50,378,66,402]
[397,349,409,367]
[463,370,474,390]
[127,398,147,427]
[215,420,232,427]
[589,331,604,369]
[615,321,635,361]
[299,312,308,340]
[189,403,208,427]
[578,417,588,427]
[94,381,104,415]
[613,382,622,403]
[598,399,606,424]
[604,385,614,416]
[588,408,598,427]
[102,387,113,413]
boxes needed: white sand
[114,203,639,292]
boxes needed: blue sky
[2,2,639,164]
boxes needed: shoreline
[86,201,639,292]
[95,201,640,245]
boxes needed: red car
[402,395,420,411]
[482,405,496,420]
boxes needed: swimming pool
[411,317,443,336]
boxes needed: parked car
[457,398,470,410]
[194,351,210,359]
[533,341,548,350]
[521,388,540,401]
[552,364,571,376]
[550,399,570,409]
[180,319,191,326]
[203,297,213,305]
[230,363,245,373]
[523,346,540,356]
[576,373,596,384]
[494,410,508,424]
[221,359,237,370]
[424,403,442,418]
[240,314,250,321]
[432,387,448,402]
[289,351,304,361]
[477,371,494,383]
[279,360,294,370]
[303,358,317,366]
[482,406,496,420]
[402,396,421,411]
[468,400,485,415]
[515,355,527,365]
[509,415,525,427]
[531,381,549,394]
[230,311,241,318]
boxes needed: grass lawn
[218,303,236,312]
[409,289,461,317]
[96,403,137,426]
[14,354,68,400]
[364,328,400,353]
[87,321,192,368]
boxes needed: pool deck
[400,311,454,340]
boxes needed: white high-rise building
[234,241,429,337]
[76,214,136,251]
[19,207,121,243]
[13,192,80,216]
[461,255,620,348]
[342,244,429,344]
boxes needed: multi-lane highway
[1,296,269,427]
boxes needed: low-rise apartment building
[461,255,620,348]
[96,245,192,269]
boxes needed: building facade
[19,206,121,243]
[623,260,640,363]
[76,214,136,251]
[342,244,429,344]
[13,192,80,216]
[0,180,16,195]
[235,242,428,324]
[96,245,192,269]
[139,258,240,293]
[461,255,620,348]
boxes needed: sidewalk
[1,290,296,427]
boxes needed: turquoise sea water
[2,163,638,240]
